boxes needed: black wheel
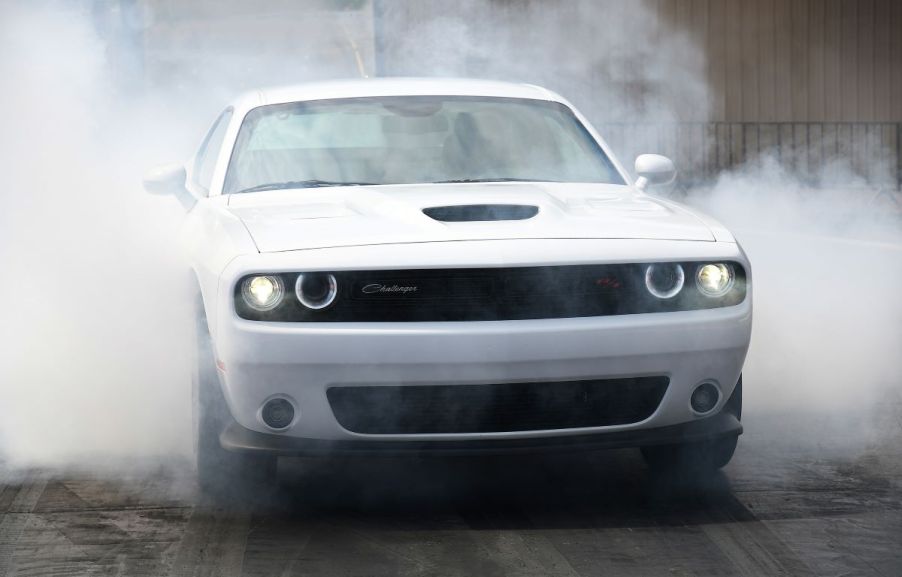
[193,305,276,495]
[640,434,738,472]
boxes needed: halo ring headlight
[241,275,284,311]
[295,273,338,310]
[645,263,685,299]
[696,263,735,297]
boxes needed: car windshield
[223,96,624,193]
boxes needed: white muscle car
[144,78,751,490]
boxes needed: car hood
[226,182,715,253]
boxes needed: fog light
[696,263,735,297]
[241,275,284,311]
[645,263,685,299]
[261,398,295,430]
[690,382,720,414]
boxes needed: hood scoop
[422,204,540,223]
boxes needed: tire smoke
[0,3,194,468]
[689,158,902,443]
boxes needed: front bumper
[214,303,751,443]
[211,239,752,449]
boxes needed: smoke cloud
[379,0,707,122]
[0,0,375,469]
[692,159,902,419]
[0,3,194,467]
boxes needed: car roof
[233,78,567,110]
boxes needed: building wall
[688,0,902,124]
[646,0,902,188]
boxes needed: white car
[145,78,751,489]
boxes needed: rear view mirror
[634,154,676,190]
[143,163,187,196]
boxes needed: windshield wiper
[236,180,376,193]
[431,178,559,184]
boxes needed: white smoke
[380,0,708,125]
[0,0,375,469]
[0,3,194,467]
[688,157,902,442]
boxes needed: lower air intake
[327,376,669,434]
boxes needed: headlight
[645,263,684,299]
[241,275,284,311]
[696,263,735,297]
[295,273,338,310]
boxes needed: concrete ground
[1,412,900,577]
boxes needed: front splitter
[219,411,742,457]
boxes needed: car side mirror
[143,163,187,196]
[634,154,676,190]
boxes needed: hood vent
[422,204,539,222]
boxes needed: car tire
[641,377,742,472]
[193,305,277,496]
[640,434,738,472]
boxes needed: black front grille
[327,377,669,434]
[234,262,748,322]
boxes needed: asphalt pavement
[1,411,900,577]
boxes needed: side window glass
[194,108,233,192]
